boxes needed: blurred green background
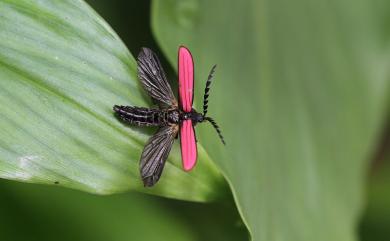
[0,0,388,241]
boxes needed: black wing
[140,125,179,187]
[137,48,178,108]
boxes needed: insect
[114,46,224,187]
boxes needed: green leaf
[0,0,226,201]
[0,180,196,241]
[360,146,390,241]
[152,0,390,240]
[0,178,248,241]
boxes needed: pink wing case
[178,46,197,171]
[178,46,194,112]
[180,120,197,171]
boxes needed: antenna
[205,117,225,145]
[203,65,217,116]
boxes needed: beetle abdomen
[114,105,161,126]
[113,105,179,126]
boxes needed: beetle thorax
[180,110,204,123]
[167,109,180,124]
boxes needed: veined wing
[140,125,179,187]
[178,46,194,112]
[137,48,178,108]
